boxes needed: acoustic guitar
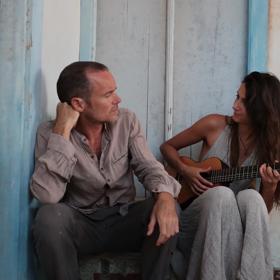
[166,156,280,207]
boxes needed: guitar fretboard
[206,163,280,183]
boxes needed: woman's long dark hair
[229,71,280,205]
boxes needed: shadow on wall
[29,69,48,210]
[28,69,48,279]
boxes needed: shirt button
[100,167,104,171]
[91,155,94,159]
[107,178,111,182]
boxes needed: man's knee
[32,203,75,241]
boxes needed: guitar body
[166,156,279,207]
[165,156,224,205]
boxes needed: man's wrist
[156,192,174,201]
[261,182,277,194]
[52,124,72,140]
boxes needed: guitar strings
[210,165,259,183]
[210,162,280,183]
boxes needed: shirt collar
[73,122,111,142]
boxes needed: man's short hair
[56,61,109,104]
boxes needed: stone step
[79,252,177,280]
[79,253,141,280]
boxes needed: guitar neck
[208,163,279,183]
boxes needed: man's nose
[114,94,121,104]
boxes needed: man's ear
[70,97,86,112]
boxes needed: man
[30,61,181,280]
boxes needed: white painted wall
[41,0,80,119]
[268,0,280,268]
[268,0,280,76]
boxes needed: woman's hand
[181,165,213,195]
[259,163,280,192]
[259,163,280,212]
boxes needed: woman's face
[232,83,250,124]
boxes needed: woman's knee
[200,186,235,211]
[237,189,267,212]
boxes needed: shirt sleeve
[30,123,77,203]
[128,112,181,197]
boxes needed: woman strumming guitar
[160,72,280,280]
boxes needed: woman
[160,72,280,280]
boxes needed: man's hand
[53,102,80,140]
[147,192,179,246]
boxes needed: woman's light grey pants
[172,186,273,280]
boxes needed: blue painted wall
[0,0,44,279]
[247,0,268,72]
[80,0,96,61]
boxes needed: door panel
[95,0,247,160]
[173,0,247,158]
[95,0,166,158]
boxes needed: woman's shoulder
[196,114,228,132]
[196,114,229,153]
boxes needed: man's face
[82,70,121,124]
